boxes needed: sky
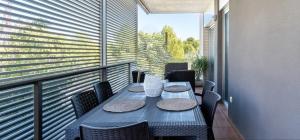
[138,6,200,40]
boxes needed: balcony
[1,0,300,140]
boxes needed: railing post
[102,68,107,81]
[34,81,42,140]
[101,0,107,67]
[128,62,131,84]
[101,0,107,82]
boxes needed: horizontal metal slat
[14,128,34,140]
[73,0,100,13]
[0,91,32,103]
[0,65,100,83]
[0,17,99,38]
[0,1,99,31]
[42,105,73,125]
[26,0,100,26]
[43,107,74,128]
[43,72,100,91]
[43,83,95,105]
[42,82,97,110]
[0,31,98,44]
[0,10,98,35]
[56,0,100,18]
[0,44,99,50]
[0,59,99,68]
[43,73,99,92]
[45,0,100,21]
[0,38,99,47]
[2,123,33,140]
[43,110,74,133]
[0,55,99,61]
[0,95,33,111]
[0,62,99,75]
[0,51,98,55]
[110,80,129,89]
[42,115,74,139]
[0,102,33,117]
[82,0,100,9]
[43,100,73,117]
[43,77,99,98]
[0,23,100,41]
[0,112,33,130]
[0,117,33,138]
[10,0,100,28]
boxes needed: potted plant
[192,56,208,87]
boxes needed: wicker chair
[71,90,99,118]
[80,121,150,140]
[201,91,221,140]
[164,63,188,79]
[132,70,145,83]
[93,81,114,103]
[167,70,195,92]
[195,80,215,104]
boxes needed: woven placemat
[103,100,145,113]
[156,98,197,111]
[128,85,144,92]
[163,85,191,92]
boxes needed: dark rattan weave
[65,82,208,140]
[201,91,221,140]
[201,91,221,127]
[195,80,216,105]
[201,80,216,96]
[94,81,114,103]
[80,121,150,140]
[71,90,99,119]
[164,63,188,78]
[167,70,196,92]
[132,70,146,83]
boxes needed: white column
[199,13,204,56]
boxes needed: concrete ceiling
[139,0,213,14]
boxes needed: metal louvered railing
[106,0,137,65]
[0,0,138,139]
[0,0,102,82]
[0,61,134,140]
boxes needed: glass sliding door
[222,7,229,102]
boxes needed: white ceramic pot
[144,88,162,97]
[143,75,163,97]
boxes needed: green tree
[183,37,199,54]
[161,25,184,60]
[137,26,201,77]
[137,31,170,77]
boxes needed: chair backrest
[93,81,114,103]
[80,121,150,140]
[201,91,221,127]
[165,63,188,78]
[71,90,99,118]
[202,80,216,95]
[132,70,145,83]
[167,70,195,92]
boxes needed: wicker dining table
[65,82,207,140]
